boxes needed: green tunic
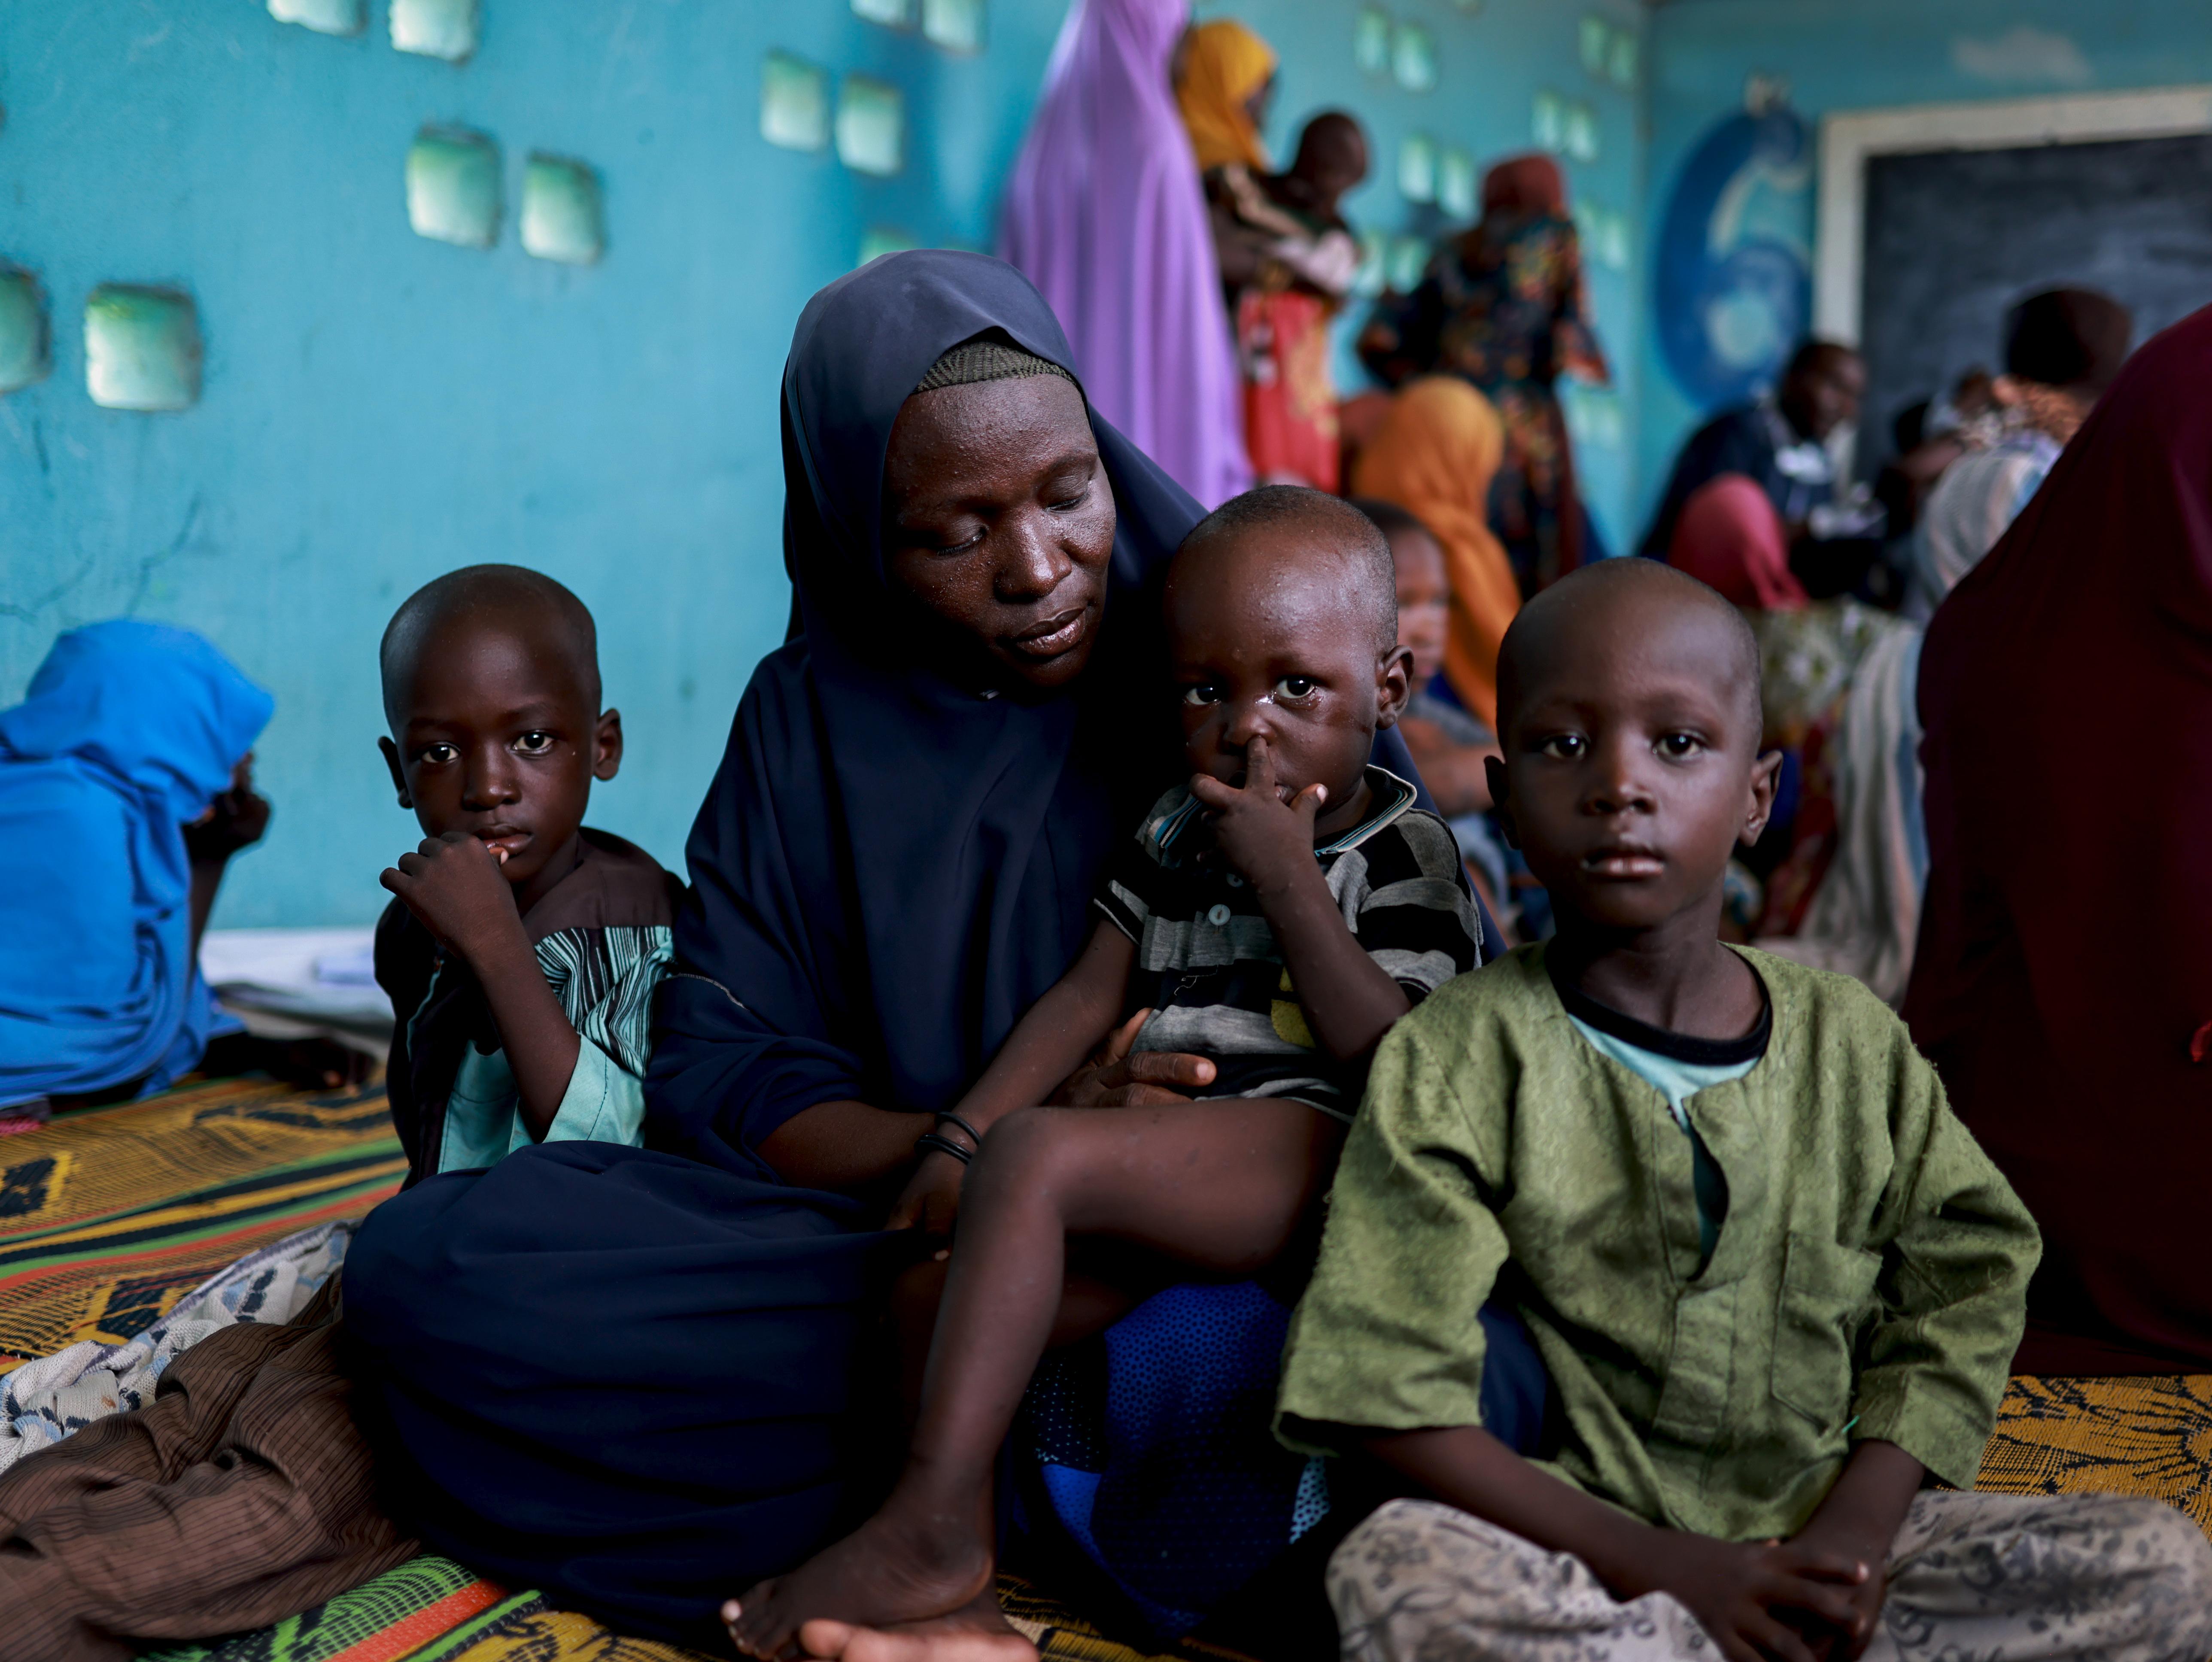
[1277,944,2041,1541]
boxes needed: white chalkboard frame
[1814,84,2212,346]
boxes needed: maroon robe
[1905,303,2212,1374]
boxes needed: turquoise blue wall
[1,0,1650,928]
[0,0,1066,927]
[1638,0,2212,538]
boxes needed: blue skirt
[343,1142,891,1648]
[344,1141,1548,1647]
[1011,1281,1547,1640]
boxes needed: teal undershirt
[1566,1017,1756,1267]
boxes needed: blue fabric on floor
[1016,1280,1547,1638]
[0,620,272,1106]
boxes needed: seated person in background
[1276,556,2212,1662]
[1668,475,1929,999]
[377,564,680,1182]
[0,619,346,1123]
[726,487,1493,1661]
[1640,341,1882,597]
[1905,286,2133,621]
[1870,368,1996,543]
[1352,497,1509,921]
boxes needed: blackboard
[1857,131,2212,465]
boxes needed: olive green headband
[914,337,1076,394]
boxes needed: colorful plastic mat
[9,1077,2191,1662]
[0,1077,404,1368]
[137,1554,507,1662]
[128,1555,1265,1662]
[1978,1372,2212,1531]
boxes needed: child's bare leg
[890,1252,1153,1432]
[729,1101,1341,1658]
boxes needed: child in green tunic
[1277,558,2212,1662]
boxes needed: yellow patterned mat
[32,1080,2196,1660]
[412,1574,1258,1662]
[413,1376,2212,1662]
[1978,1372,2212,1532]
[0,1077,405,1368]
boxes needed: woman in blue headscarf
[343,252,1534,1653]
[0,620,274,1113]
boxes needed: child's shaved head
[1495,558,1762,742]
[1164,484,1416,846]
[377,564,620,901]
[1179,485,1400,657]
[380,564,599,731]
[1486,557,1778,943]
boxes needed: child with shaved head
[376,564,679,1180]
[1278,560,2212,1662]
[728,486,1494,1660]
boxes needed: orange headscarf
[1350,377,1518,729]
[1176,19,1276,172]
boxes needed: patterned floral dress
[1361,212,1610,590]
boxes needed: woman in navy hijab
[345,252,1532,1651]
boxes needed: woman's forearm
[1398,720,1497,817]
[761,929,1133,1190]
[952,923,1136,1132]
[759,1098,934,1191]
[188,859,225,963]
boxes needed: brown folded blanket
[0,1278,414,1662]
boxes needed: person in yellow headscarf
[1349,376,1519,731]
[1178,21,1367,492]
[1175,18,1276,172]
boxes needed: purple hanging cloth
[998,0,1254,508]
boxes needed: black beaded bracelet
[914,1131,974,1165]
[934,1110,985,1148]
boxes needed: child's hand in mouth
[383,829,526,961]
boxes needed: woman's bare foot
[790,1587,1037,1662]
[724,1503,994,1660]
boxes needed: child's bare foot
[789,1587,1037,1662]
[724,1506,994,1660]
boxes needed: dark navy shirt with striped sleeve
[1094,766,1483,1122]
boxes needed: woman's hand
[381,831,525,969]
[1049,1010,1215,1107]
[886,1148,969,1245]
[183,757,271,865]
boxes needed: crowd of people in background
[1001,0,2157,1008]
[5,3,2212,1660]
